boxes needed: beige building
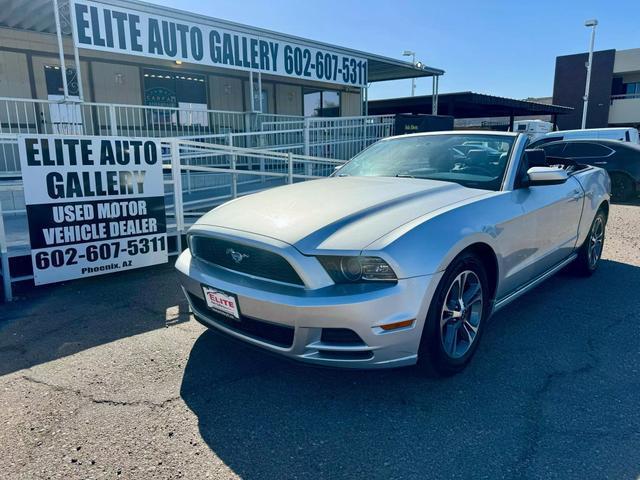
[0,0,443,128]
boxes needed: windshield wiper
[395,174,415,178]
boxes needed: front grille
[190,236,304,286]
[188,293,294,348]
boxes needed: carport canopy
[368,91,573,119]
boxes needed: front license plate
[202,286,240,320]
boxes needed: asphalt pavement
[0,203,639,480]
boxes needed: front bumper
[176,249,442,369]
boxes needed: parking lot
[0,202,638,480]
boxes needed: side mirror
[526,166,569,186]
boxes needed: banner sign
[72,0,367,87]
[18,135,168,285]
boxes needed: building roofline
[0,0,444,80]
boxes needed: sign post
[18,135,168,285]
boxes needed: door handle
[593,161,607,165]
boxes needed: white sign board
[18,135,168,285]
[72,0,367,87]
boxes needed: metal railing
[0,97,248,138]
[305,115,395,160]
[0,97,396,174]
[0,137,344,301]
[610,93,640,102]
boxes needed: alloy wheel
[440,270,483,359]
[588,216,605,269]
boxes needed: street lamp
[403,50,417,96]
[581,19,598,129]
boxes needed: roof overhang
[0,0,444,83]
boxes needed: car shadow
[180,258,640,479]
[0,263,190,376]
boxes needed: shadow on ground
[180,259,640,479]
[0,263,189,376]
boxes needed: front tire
[417,252,490,376]
[573,209,607,276]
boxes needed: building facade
[553,48,640,130]
[0,0,443,136]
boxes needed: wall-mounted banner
[18,135,168,285]
[72,0,367,87]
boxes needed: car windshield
[336,133,516,191]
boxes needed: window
[562,142,613,158]
[625,82,640,95]
[541,143,566,157]
[336,133,516,191]
[44,65,79,97]
[321,91,340,117]
[143,69,208,126]
[304,89,340,117]
[529,136,563,149]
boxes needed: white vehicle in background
[512,120,554,141]
[532,127,640,147]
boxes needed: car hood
[193,176,489,252]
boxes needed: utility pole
[582,19,598,129]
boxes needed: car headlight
[317,256,397,283]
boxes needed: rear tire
[417,252,490,376]
[610,173,635,202]
[573,209,607,276]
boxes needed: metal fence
[306,115,394,159]
[0,97,395,175]
[0,97,248,138]
[0,137,344,301]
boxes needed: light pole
[403,50,416,96]
[582,19,598,130]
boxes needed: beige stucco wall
[275,84,302,115]
[209,75,243,111]
[0,50,31,98]
[614,48,640,75]
[91,62,141,104]
[608,97,640,125]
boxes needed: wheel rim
[440,270,483,359]
[588,216,605,268]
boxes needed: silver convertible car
[175,132,610,375]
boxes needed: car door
[496,150,584,295]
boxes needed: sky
[149,0,639,101]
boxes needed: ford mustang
[175,132,610,375]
